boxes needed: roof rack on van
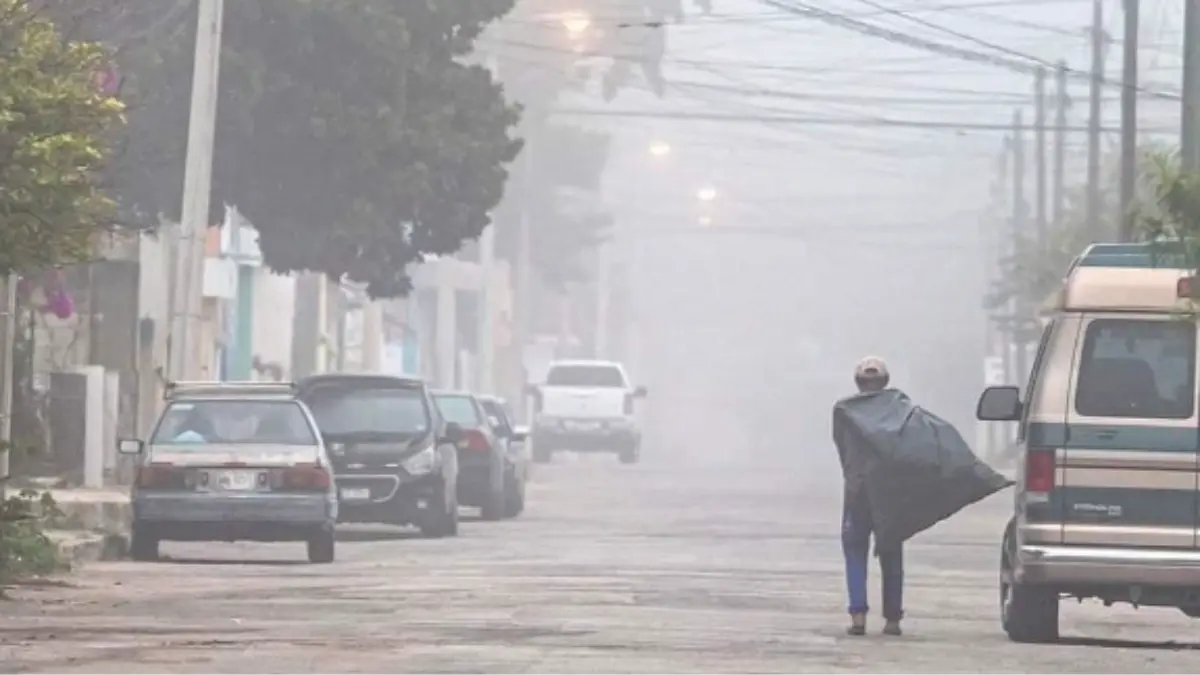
[1061,241,1196,313]
[1075,241,1192,270]
[163,380,298,401]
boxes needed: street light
[696,186,717,202]
[562,12,592,38]
[648,141,672,158]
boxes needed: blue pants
[842,499,904,621]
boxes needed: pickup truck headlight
[402,447,437,476]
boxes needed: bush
[0,489,65,585]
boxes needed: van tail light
[1025,448,1056,494]
[272,464,331,492]
[135,464,187,489]
[623,394,634,415]
[458,429,491,452]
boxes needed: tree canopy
[0,0,125,276]
[110,0,521,297]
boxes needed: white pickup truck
[527,359,647,464]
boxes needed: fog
[494,0,1187,470]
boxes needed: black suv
[296,374,461,538]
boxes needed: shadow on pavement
[1058,636,1200,651]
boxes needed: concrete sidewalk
[30,489,132,566]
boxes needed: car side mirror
[117,438,144,455]
[510,425,529,443]
[976,385,1022,422]
[633,385,648,398]
[441,422,465,445]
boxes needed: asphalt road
[3,457,1200,673]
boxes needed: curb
[49,531,130,567]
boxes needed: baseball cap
[854,356,889,379]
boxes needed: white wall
[251,269,296,379]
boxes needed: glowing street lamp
[562,12,592,38]
[648,141,672,158]
[696,186,718,202]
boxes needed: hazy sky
[495,0,1188,460]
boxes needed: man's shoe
[882,620,902,636]
[846,613,867,636]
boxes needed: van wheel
[1000,533,1058,643]
[307,528,336,564]
[129,525,159,562]
[618,445,640,464]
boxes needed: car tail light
[623,394,634,415]
[272,464,331,491]
[459,429,491,452]
[1025,448,1056,493]
[135,464,187,489]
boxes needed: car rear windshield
[1075,319,1196,419]
[152,400,317,445]
[303,387,429,435]
[434,395,481,427]
[545,364,625,387]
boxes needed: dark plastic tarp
[835,389,1013,549]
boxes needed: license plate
[218,470,257,491]
[340,487,371,501]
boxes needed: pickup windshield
[545,364,626,388]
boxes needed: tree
[0,0,125,276]
[1135,150,1200,270]
[107,0,521,298]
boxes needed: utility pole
[1034,66,1048,245]
[1053,61,1069,227]
[994,141,1011,390]
[514,127,534,421]
[1086,0,1105,239]
[0,275,15,496]
[1012,109,1029,389]
[1183,0,1200,172]
[1118,0,1139,242]
[168,0,224,382]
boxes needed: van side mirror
[117,438,144,455]
[633,385,648,398]
[441,422,465,445]
[977,386,1022,422]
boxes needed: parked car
[296,373,461,538]
[476,394,530,518]
[431,391,507,521]
[119,380,338,564]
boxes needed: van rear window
[1075,319,1195,419]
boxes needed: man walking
[832,356,903,637]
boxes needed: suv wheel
[420,485,459,538]
[129,525,159,562]
[307,527,336,564]
[481,480,506,521]
[1000,532,1058,643]
[503,470,526,519]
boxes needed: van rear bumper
[1018,544,1200,586]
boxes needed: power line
[756,0,1181,101]
[550,108,1170,133]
